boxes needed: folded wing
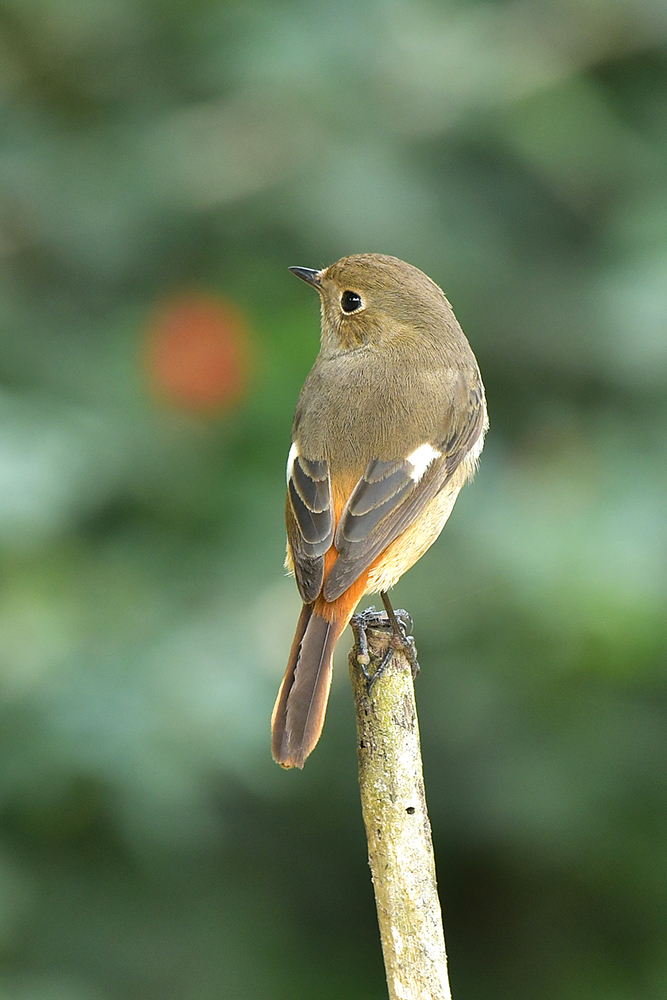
[286,375,486,604]
[286,451,334,602]
[323,379,486,600]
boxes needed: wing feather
[286,451,334,603]
[286,375,487,605]
[323,379,486,601]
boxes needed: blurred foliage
[0,0,665,996]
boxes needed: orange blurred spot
[145,294,250,413]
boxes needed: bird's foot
[350,601,419,688]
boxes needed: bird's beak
[289,266,322,289]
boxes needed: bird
[271,253,488,768]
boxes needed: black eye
[341,290,362,313]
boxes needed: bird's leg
[351,597,419,689]
[380,591,419,680]
[380,590,404,637]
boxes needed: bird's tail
[271,596,357,769]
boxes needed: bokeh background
[0,0,665,997]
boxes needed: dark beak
[289,266,322,289]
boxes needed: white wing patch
[407,443,442,482]
[469,429,485,466]
[286,442,298,484]
[466,411,488,473]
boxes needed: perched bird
[272,254,488,768]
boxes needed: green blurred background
[0,0,665,997]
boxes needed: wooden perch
[349,607,452,1000]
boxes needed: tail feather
[271,604,348,768]
[272,564,370,768]
[271,602,312,763]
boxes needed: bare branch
[349,608,452,1000]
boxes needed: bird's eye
[341,290,363,313]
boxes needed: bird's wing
[322,378,485,602]
[286,449,334,603]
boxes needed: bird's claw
[351,606,420,686]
